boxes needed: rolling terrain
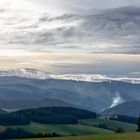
[0,106,138,139]
[0,72,140,139]
[12,122,112,136]
[0,107,137,136]
[12,118,137,135]
[0,76,140,112]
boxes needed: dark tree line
[0,128,67,139]
[110,115,138,124]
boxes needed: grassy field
[80,118,137,132]
[18,132,140,140]
[12,122,112,135]
[10,118,137,136]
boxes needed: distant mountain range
[0,74,140,112]
[102,100,140,117]
[0,99,78,109]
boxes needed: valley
[0,76,140,139]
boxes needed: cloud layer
[0,0,140,54]
[0,68,140,84]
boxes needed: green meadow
[11,122,112,135]
[80,118,137,132]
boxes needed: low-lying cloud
[110,92,124,108]
[0,68,140,84]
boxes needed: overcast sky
[27,0,140,15]
[0,0,140,78]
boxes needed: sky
[0,0,140,79]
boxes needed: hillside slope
[102,100,140,117]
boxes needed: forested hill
[0,107,96,125]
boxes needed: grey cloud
[49,7,140,54]
[1,5,140,54]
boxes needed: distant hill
[102,100,140,117]
[0,99,78,109]
[0,76,140,112]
